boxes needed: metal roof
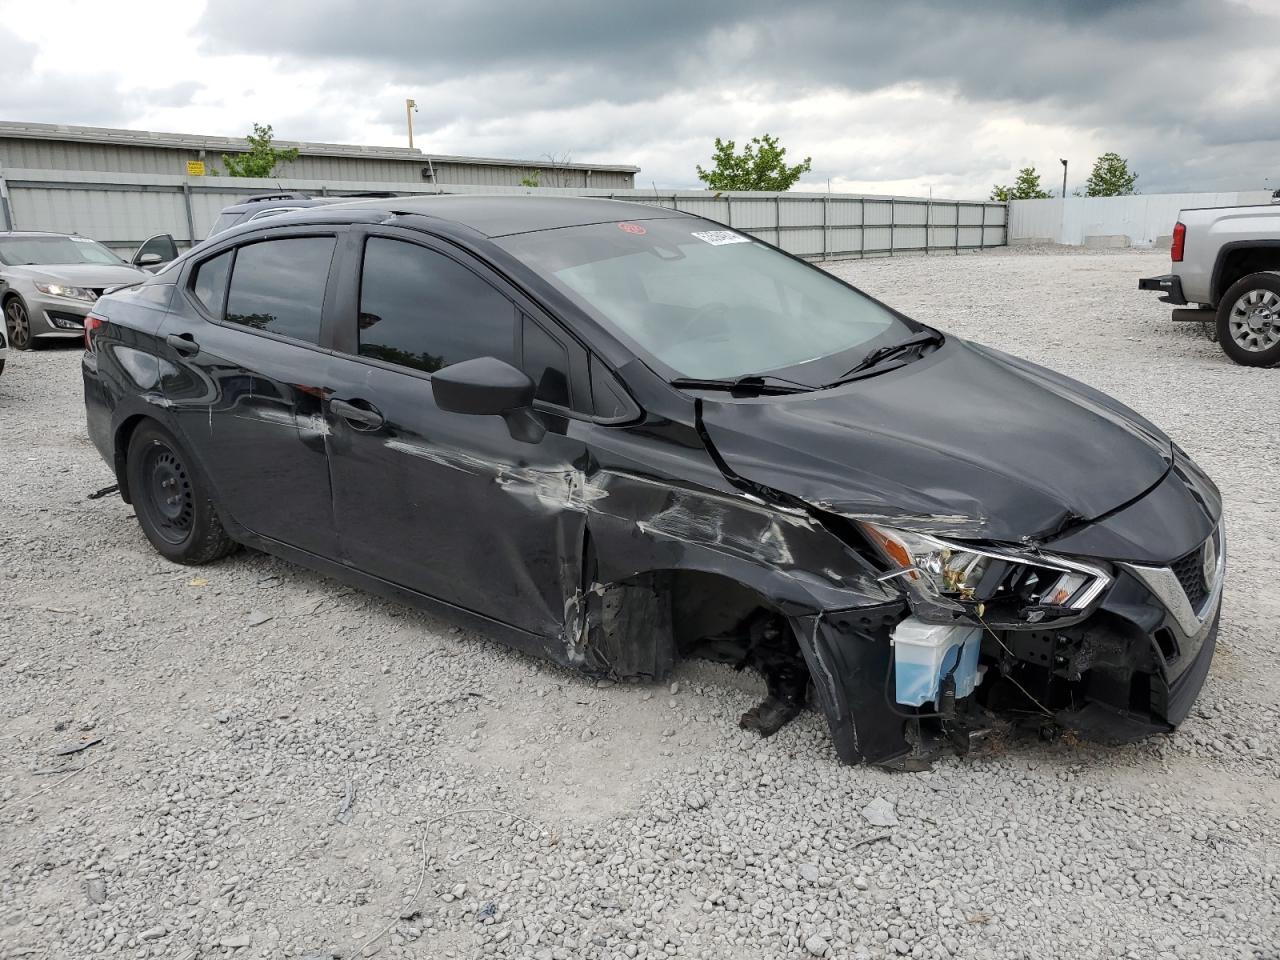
[0,121,640,174]
[332,195,688,237]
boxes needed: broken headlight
[860,522,1110,620]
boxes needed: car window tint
[191,250,232,317]
[224,237,335,343]
[523,315,570,407]
[358,237,514,373]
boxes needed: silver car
[0,232,150,350]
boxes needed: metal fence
[631,192,1007,259]
[0,168,1007,261]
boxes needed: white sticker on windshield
[691,230,750,246]
[69,236,93,242]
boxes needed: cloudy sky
[1,0,1276,199]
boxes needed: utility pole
[405,99,418,150]
[1060,158,1068,199]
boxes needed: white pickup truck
[1139,203,1280,367]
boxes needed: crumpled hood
[7,263,146,288]
[699,339,1173,542]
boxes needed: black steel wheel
[140,444,196,544]
[125,421,237,564]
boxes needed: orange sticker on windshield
[617,222,647,235]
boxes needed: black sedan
[82,197,1224,766]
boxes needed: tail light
[84,313,106,352]
[1171,222,1186,262]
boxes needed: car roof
[0,231,83,239]
[322,195,692,238]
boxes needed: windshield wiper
[669,374,812,395]
[824,329,943,386]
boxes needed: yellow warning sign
[186,160,206,176]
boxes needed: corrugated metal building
[0,121,639,189]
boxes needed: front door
[160,232,343,558]
[324,230,590,635]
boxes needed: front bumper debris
[1138,274,1188,305]
[800,527,1224,766]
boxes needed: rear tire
[125,421,237,564]
[1216,272,1280,367]
[4,297,33,350]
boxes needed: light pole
[1060,158,1068,199]
[405,99,418,150]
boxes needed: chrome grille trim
[1121,526,1225,637]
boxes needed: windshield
[0,235,125,266]
[498,217,906,379]
[207,213,241,239]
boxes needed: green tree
[990,165,1052,202]
[220,123,300,178]
[696,134,812,191]
[1082,152,1138,197]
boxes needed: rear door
[159,228,344,557]
[323,227,592,634]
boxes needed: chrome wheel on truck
[1217,272,1280,367]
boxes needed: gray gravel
[1,247,1277,960]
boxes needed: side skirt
[226,524,562,665]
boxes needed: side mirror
[133,233,179,269]
[431,356,546,444]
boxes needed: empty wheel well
[667,571,791,658]
[1214,247,1280,302]
[584,568,806,684]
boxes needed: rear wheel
[4,298,32,350]
[125,422,237,564]
[1217,272,1280,367]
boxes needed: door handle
[330,398,385,429]
[165,333,199,356]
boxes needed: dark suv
[82,196,1224,766]
[203,192,350,240]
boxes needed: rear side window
[191,250,232,317]
[358,237,514,373]
[225,237,336,343]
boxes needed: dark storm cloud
[195,0,1267,131]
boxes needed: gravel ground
[1,247,1277,960]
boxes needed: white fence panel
[1009,192,1273,247]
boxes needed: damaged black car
[82,196,1224,766]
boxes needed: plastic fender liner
[790,602,911,765]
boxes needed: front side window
[224,237,335,343]
[497,217,908,381]
[357,237,514,373]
